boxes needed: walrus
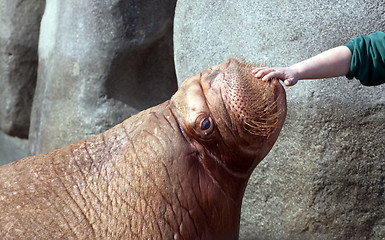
[0,58,286,239]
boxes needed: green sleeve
[345,31,385,86]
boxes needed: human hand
[251,67,300,86]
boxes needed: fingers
[251,67,276,80]
[252,68,281,82]
[251,67,264,78]
[261,71,281,81]
[251,67,299,86]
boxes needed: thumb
[284,78,296,86]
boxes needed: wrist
[288,65,302,80]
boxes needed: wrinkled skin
[0,58,286,239]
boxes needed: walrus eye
[201,118,211,130]
[199,116,214,136]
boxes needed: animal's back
[0,102,192,239]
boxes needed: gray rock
[0,0,45,138]
[174,0,385,239]
[29,0,177,155]
[0,130,28,166]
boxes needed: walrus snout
[217,58,285,137]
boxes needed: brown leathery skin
[0,58,286,239]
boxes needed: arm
[252,46,352,86]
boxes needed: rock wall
[0,0,44,139]
[0,0,45,165]
[0,0,177,164]
[174,0,385,239]
[29,0,178,155]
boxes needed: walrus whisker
[242,96,282,137]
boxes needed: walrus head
[169,58,286,238]
[172,58,287,177]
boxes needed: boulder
[29,0,177,155]
[174,0,385,239]
[0,0,45,138]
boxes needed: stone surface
[0,0,45,138]
[0,131,28,166]
[29,0,178,155]
[174,0,385,239]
